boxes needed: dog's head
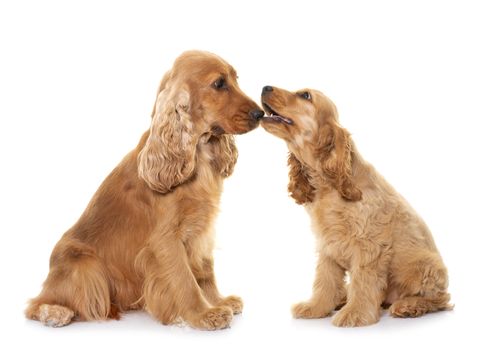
[152,51,263,135]
[261,86,362,201]
[138,51,263,193]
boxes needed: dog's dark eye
[213,78,227,90]
[299,91,312,100]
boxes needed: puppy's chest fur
[306,190,395,270]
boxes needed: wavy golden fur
[25,51,263,330]
[261,86,451,327]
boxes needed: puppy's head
[138,51,262,193]
[261,86,362,201]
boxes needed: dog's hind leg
[389,251,452,318]
[25,240,112,326]
[389,294,452,317]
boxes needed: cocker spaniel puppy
[25,51,264,330]
[260,85,451,327]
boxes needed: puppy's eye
[299,91,312,100]
[213,78,227,90]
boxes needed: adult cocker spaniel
[261,85,451,327]
[25,51,264,330]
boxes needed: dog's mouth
[210,124,225,136]
[262,103,294,125]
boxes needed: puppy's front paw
[195,306,233,330]
[219,295,243,314]
[292,301,331,319]
[332,306,379,327]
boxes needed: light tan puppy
[25,51,264,330]
[260,85,451,327]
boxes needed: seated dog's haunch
[25,51,264,330]
[261,85,451,327]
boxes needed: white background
[1,0,489,348]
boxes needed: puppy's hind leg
[389,252,452,318]
[389,294,452,317]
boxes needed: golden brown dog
[25,51,264,330]
[260,85,451,327]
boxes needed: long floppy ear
[287,152,316,204]
[208,135,238,178]
[150,71,171,118]
[317,123,362,201]
[137,87,197,193]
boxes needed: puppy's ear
[317,123,362,201]
[138,86,197,193]
[288,152,316,204]
[209,135,238,178]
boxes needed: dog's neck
[348,143,374,185]
[287,143,316,170]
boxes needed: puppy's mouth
[262,103,294,125]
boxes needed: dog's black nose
[249,109,264,120]
[262,86,273,95]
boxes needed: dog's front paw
[219,295,243,314]
[292,301,331,319]
[195,306,233,330]
[332,306,379,327]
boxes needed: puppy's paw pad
[292,301,331,319]
[389,301,425,318]
[292,302,314,319]
[198,306,233,330]
[332,307,378,327]
[39,304,74,327]
[220,295,243,314]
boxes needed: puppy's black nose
[249,109,264,120]
[262,85,273,95]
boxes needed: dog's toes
[219,295,243,314]
[389,299,426,318]
[292,302,315,319]
[292,301,331,319]
[38,304,75,327]
[195,306,233,330]
[332,306,379,327]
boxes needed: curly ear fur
[150,71,171,118]
[208,135,238,178]
[317,123,362,201]
[138,88,198,193]
[288,152,316,204]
